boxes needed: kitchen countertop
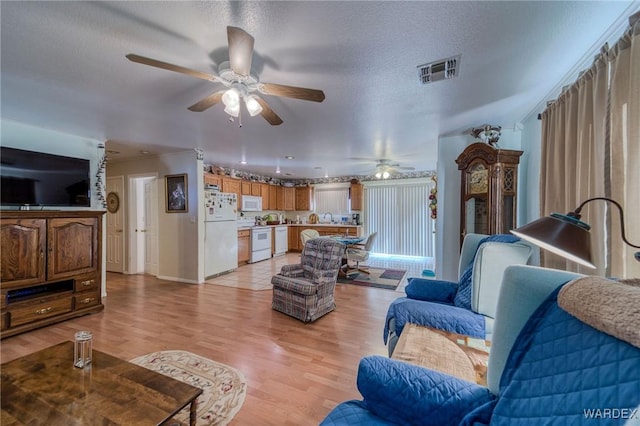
[288,223,361,227]
[237,223,361,230]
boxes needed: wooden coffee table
[391,323,490,386]
[1,341,202,425]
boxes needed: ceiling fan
[126,26,325,125]
[357,159,415,179]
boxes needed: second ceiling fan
[126,26,325,125]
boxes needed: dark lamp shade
[511,214,595,269]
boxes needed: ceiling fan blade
[126,54,218,82]
[187,90,225,112]
[255,97,283,125]
[227,26,254,76]
[260,82,325,102]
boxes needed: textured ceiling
[1,1,635,178]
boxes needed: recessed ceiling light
[140,150,150,155]
[240,160,247,165]
[313,166,322,170]
[276,169,281,174]
[285,156,295,160]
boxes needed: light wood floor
[1,253,416,425]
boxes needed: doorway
[106,176,125,273]
[129,174,159,276]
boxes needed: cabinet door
[350,183,363,211]
[204,174,222,188]
[241,181,252,195]
[222,178,242,200]
[269,186,277,211]
[237,230,250,264]
[0,219,46,288]
[260,184,270,209]
[47,217,99,281]
[251,183,262,196]
[295,186,313,211]
[276,187,284,210]
[288,227,300,251]
[283,187,295,211]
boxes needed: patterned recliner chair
[271,238,345,323]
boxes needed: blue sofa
[321,265,640,425]
[385,234,532,355]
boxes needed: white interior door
[106,176,125,273]
[143,178,158,276]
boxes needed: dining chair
[300,229,320,248]
[344,232,377,275]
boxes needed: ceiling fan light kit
[126,26,325,126]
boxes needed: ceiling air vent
[418,55,461,85]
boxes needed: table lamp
[511,197,640,269]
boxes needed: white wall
[435,128,522,281]
[156,151,204,284]
[107,151,204,283]
[1,119,105,210]
[1,119,108,294]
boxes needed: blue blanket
[384,234,520,343]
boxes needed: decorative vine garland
[429,176,437,219]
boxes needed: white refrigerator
[204,191,238,278]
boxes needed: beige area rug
[131,350,247,426]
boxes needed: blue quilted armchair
[321,265,640,425]
[385,234,532,355]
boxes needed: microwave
[241,195,262,212]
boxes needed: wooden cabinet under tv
[0,210,104,338]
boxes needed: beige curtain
[608,13,640,278]
[540,52,608,274]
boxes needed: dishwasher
[273,226,288,256]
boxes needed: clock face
[469,168,488,194]
[106,192,120,213]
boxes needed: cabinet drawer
[9,295,73,327]
[74,291,100,309]
[74,276,100,292]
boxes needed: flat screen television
[1,147,91,207]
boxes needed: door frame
[128,173,159,275]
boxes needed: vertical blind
[364,178,435,257]
[314,186,350,216]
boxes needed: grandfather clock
[455,142,523,246]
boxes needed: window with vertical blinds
[364,178,435,257]
[314,185,350,216]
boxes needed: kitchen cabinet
[221,177,242,200]
[260,184,270,210]
[350,183,363,211]
[456,142,522,246]
[295,186,313,211]
[288,226,301,251]
[278,187,295,211]
[204,174,222,188]
[1,211,104,338]
[237,229,250,265]
[251,183,262,196]
[241,181,252,195]
[269,186,278,211]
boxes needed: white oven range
[250,226,272,263]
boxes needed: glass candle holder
[74,331,93,368]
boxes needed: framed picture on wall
[165,174,188,213]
